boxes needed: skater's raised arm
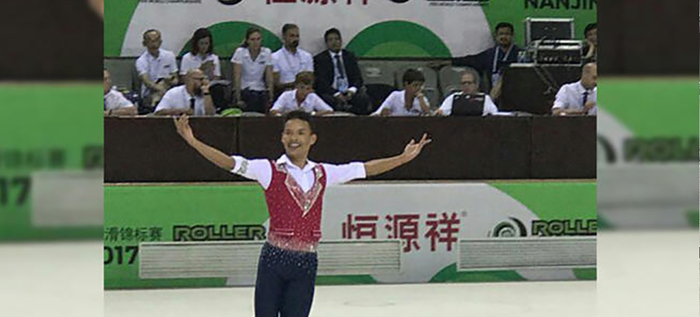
[364,133,431,177]
[173,115,236,171]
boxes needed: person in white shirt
[135,29,179,109]
[272,24,314,95]
[371,69,431,117]
[270,72,333,116]
[436,68,498,116]
[232,27,275,113]
[172,110,431,317]
[552,62,597,116]
[179,28,221,81]
[103,69,136,116]
[154,69,216,116]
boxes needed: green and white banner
[104,181,596,289]
[105,0,596,58]
[0,84,103,241]
[596,78,699,228]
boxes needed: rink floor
[0,231,696,317]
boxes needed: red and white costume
[231,155,365,252]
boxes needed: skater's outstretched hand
[364,132,432,177]
[173,114,195,143]
[172,114,235,171]
[400,133,432,163]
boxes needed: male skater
[173,110,431,317]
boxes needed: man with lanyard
[439,22,522,92]
[173,110,431,317]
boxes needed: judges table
[105,116,595,182]
[500,64,583,115]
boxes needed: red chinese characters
[385,214,421,252]
[425,212,460,251]
[342,214,379,239]
[340,212,461,253]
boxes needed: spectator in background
[552,62,597,116]
[231,27,274,114]
[272,24,314,96]
[180,28,221,81]
[371,69,430,117]
[582,23,597,63]
[154,69,216,116]
[313,28,371,115]
[269,72,333,116]
[434,22,522,92]
[136,29,179,110]
[436,68,498,116]
[104,69,136,116]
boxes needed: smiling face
[281,118,316,162]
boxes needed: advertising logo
[531,219,596,236]
[489,217,527,237]
[173,224,266,241]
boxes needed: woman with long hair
[180,28,221,81]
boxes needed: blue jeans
[255,242,318,317]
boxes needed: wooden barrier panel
[105,116,595,182]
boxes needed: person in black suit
[431,22,522,93]
[313,28,371,115]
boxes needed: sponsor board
[596,78,698,228]
[0,84,103,241]
[104,181,595,289]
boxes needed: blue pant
[255,242,318,317]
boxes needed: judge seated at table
[551,62,597,116]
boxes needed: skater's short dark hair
[285,110,315,132]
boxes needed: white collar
[290,89,310,104]
[147,48,162,59]
[194,52,210,60]
[329,50,343,58]
[182,86,195,100]
[283,46,300,56]
[576,81,595,92]
[277,154,316,172]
